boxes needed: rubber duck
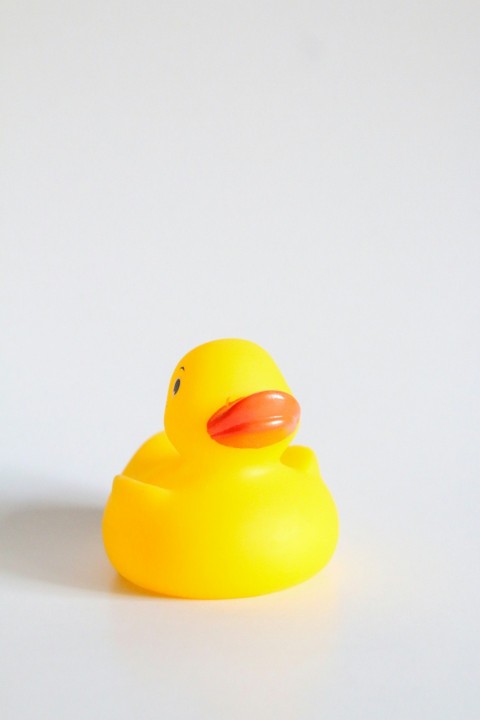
[103,339,338,598]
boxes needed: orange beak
[207,390,301,448]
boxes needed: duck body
[103,339,338,599]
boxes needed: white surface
[1,1,479,718]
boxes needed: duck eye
[173,378,181,396]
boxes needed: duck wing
[123,431,179,483]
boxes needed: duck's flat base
[102,471,339,600]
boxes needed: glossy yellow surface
[102,339,338,598]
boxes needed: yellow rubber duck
[103,339,338,598]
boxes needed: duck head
[164,339,300,462]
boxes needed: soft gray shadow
[0,503,156,597]
[0,502,341,604]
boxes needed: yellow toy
[103,339,338,598]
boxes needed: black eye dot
[173,378,181,396]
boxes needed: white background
[1,1,479,718]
